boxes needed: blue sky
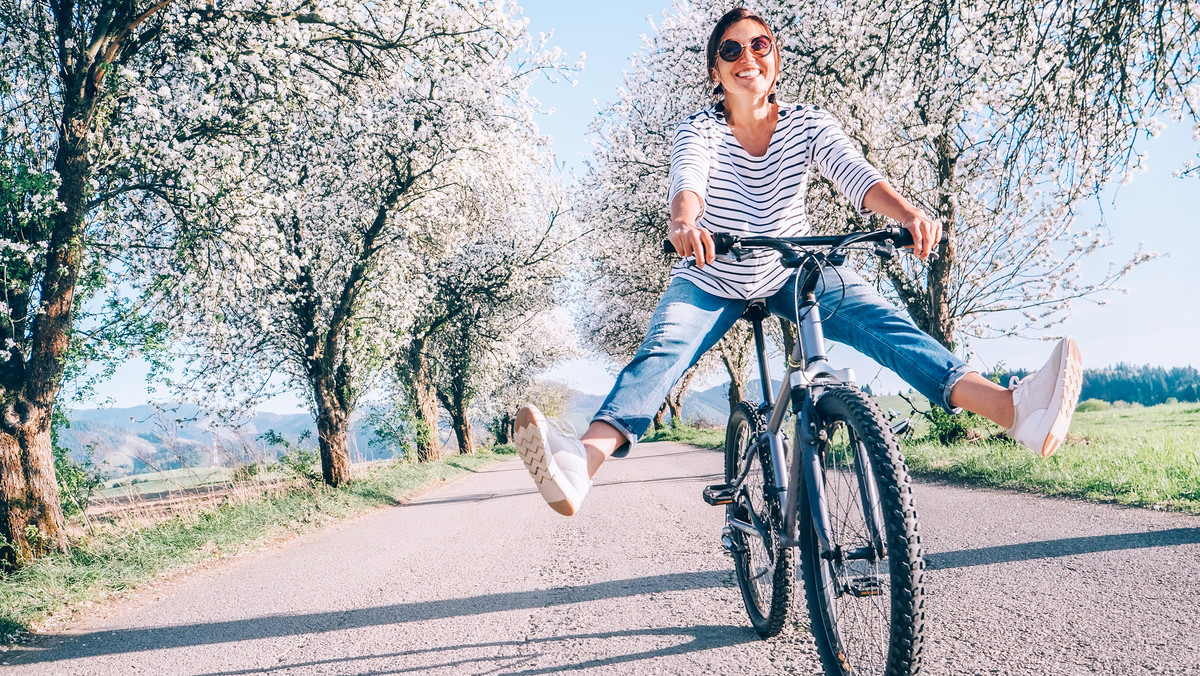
[87,1,1200,409]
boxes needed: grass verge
[0,448,514,638]
[641,401,1199,514]
[900,401,1200,513]
[642,421,724,449]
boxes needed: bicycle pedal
[702,483,735,506]
[847,576,883,598]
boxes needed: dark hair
[706,7,780,110]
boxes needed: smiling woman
[513,5,1082,519]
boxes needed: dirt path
[6,441,1199,675]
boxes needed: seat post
[745,301,774,408]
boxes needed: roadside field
[901,401,1200,513]
[651,398,1200,513]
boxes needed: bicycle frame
[678,226,935,562]
[727,261,859,557]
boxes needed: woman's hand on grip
[668,221,717,268]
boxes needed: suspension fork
[777,275,835,554]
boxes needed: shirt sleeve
[808,109,886,216]
[667,113,711,212]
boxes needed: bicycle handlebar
[661,226,949,256]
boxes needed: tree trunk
[0,409,68,564]
[926,132,960,349]
[719,340,749,413]
[779,318,797,362]
[0,93,96,564]
[404,337,441,462]
[667,366,698,422]
[312,378,352,486]
[450,406,475,455]
[491,412,514,445]
[653,401,667,430]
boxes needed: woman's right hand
[667,220,717,268]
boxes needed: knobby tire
[725,401,795,637]
[797,386,925,675]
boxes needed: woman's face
[711,19,777,103]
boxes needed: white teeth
[737,69,761,78]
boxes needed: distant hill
[59,405,385,478]
[62,378,928,478]
[558,379,785,433]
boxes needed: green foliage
[920,406,995,445]
[50,408,108,518]
[1075,398,1112,412]
[491,443,517,455]
[258,429,320,483]
[487,414,514,445]
[365,404,420,460]
[277,449,320,484]
[231,463,263,482]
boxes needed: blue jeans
[593,268,975,453]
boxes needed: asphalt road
[6,441,1199,675]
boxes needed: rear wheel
[797,386,925,675]
[725,401,795,637]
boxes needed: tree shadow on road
[411,472,724,508]
[926,527,1200,570]
[189,624,760,676]
[10,570,742,665]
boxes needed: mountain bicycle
[666,226,934,676]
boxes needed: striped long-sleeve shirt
[667,103,885,300]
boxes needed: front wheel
[725,401,795,637]
[797,386,925,675]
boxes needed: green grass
[0,450,509,637]
[642,421,724,449]
[900,402,1200,513]
[644,400,1200,514]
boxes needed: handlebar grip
[662,233,735,256]
[892,227,950,249]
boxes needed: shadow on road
[411,472,723,508]
[926,526,1200,570]
[190,625,757,676]
[13,570,736,664]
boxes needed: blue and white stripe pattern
[667,103,885,300]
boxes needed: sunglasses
[717,35,773,63]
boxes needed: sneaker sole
[514,406,579,516]
[1041,338,1083,457]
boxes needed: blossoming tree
[578,0,1198,393]
[156,1,570,477]
[0,0,457,563]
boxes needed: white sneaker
[514,404,592,516]
[1007,337,1083,457]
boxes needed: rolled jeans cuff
[590,413,639,457]
[940,364,978,414]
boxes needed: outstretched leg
[515,277,744,515]
[954,337,1083,457]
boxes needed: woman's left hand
[901,211,941,261]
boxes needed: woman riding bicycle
[515,7,1082,517]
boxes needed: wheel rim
[819,416,892,673]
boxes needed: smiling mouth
[736,69,761,79]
